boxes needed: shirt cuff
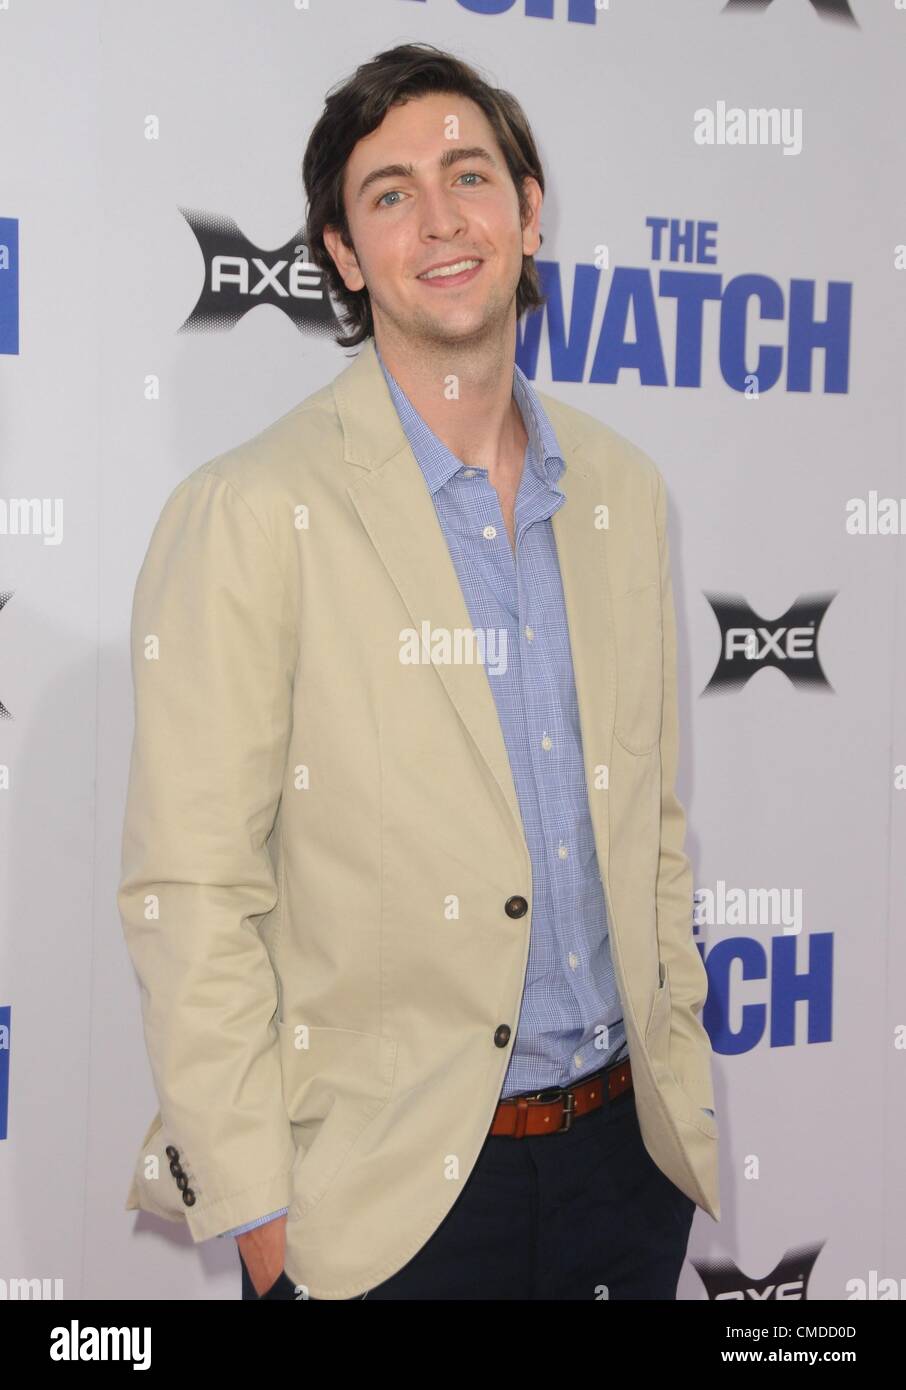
[217,1207,289,1238]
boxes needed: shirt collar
[374,340,564,497]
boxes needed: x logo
[178,209,338,336]
[723,0,857,23]
[702,592,836,693]
[692,1242,825,1300]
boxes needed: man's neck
[375,328,527,486]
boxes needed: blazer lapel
[335,341,617,887]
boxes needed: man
[119,42,719,1302]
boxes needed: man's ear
[520,176,543,259]
[323,225,365,292]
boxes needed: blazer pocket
[645,958,672,1052]
[612,582,663,755]
[278,1023,398,1218]
[644,963,718,1140]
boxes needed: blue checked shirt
[223,347,633,1239]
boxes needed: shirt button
[558,843,569,860]
[482,525,497,539]
[463,469,476,477]
[541,734,552,750]
[524,625,534,641]
[568,952,578,970]
[573,1053,583,1069]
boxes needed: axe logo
[178,210,339,336]
[703,592,835,693]
[0,591,12,719]
[691,1241,825,1299]
[723,0,857,24]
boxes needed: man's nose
[417,183,469,241]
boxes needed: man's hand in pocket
[237,1213,288,1297]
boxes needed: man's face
[323,91,542,350]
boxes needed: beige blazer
[118,338,719,1299]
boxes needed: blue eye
[375,171,485,208]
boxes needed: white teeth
[419,259,480,280]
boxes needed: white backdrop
[0,0,903,1301]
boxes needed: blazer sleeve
[117,465,298,1241]
[650,462,716,1116]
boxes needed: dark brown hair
[301,42,547,349]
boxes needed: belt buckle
[557,1090,576,1133]
[528,1084,576,1134]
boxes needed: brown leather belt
[490,1057,633,1139]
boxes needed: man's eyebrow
[355,145,499,202]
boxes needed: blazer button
[169,1159,183,1178]
[504,896,528,918]
[494,1025,511,1047]
[182,1188,196,1207]
[165,1146,180,1161]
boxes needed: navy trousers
[240,1083,695,1301]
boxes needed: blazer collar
[332,337,591,478]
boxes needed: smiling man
[119,42,719,1302]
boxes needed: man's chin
[405,307,507,348]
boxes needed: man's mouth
[417,258,483,283]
